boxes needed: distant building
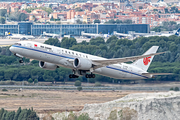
[0,22,150,36]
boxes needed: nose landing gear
[19,59,23,63]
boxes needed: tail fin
[175,28,180,36]
[132,46,159,72]
[5,31,12,36]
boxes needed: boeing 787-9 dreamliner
[9,41,171,79]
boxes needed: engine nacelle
[39,61,58,70]
[73,58,92,70]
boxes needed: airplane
[9,41,171,80]
[42,32,60,38]
[5,32,35,40]
[114,28,180,38]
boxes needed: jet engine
[39,61,58,70]
[73,58,92,70]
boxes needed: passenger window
[65,51,67,53]
[69,51,71,54]
[86,55,88,58]
[72,52,74,54]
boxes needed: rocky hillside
[53,91,180,120]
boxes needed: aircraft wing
[92,52,166,68]
[142,73,173,76]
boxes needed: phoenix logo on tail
[143,57,151,66]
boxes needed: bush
[77,86,82,91]
[174,87,179,91]
[28,78,33,83]
[170,87,174,90]
[2,88,8,91]
[94,82,101,87]
[34,79,38,84]
[74,80,81,86]
[64,112,91,120]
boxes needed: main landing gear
[69,73,96,79]
[69,74,79,78]
[85,74,95,78]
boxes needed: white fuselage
[10,41,149,80]
[7,34,35,39]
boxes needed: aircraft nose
[9,46,14,53]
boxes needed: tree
[75,80,81,86]
[19,70,30,80]
[9,12,19,21]
[116,19,122,24]
[94,19,100,24]
[164,8,169,13]
[77,86,82,91]
[61,37,77,49]
[4,69,14,80]
[170,87,173,91]
[90,37,105,46]
[0,17,5,24]
[6,111,15,120]
[44,38,61,47]
[0,108,5,119]
[18,109,29,120]
[123,19,132,24]
[139,6,143,9]
[105,19,115,24]
[34,79,38,84]
[76,19,83,24]
[18,13,27,21]
[50,16,54,21]
[14,107,21,120]
[28,78,33,83]
[174,87,179,91]
[75,7,83,12]
[0,9,7,17]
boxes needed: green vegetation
[105,19,132,24]
[28,78,33,83]
[94,82,101,87]
[169,87,179,91]
[151,21,180,32]
[118,107,137,120]
[94,19,101,24]
[2,88,8,91]
[174,87,179,91]
[9,12,28,21]
[1,35,180,83]
[25,7,53,15]
[0,107,39,120]
[170,87,174,91]
[75,80,81,86]
[0,17,5,24]
[108,110,117,120]
[63,112,91,120]
[77,86,82,91]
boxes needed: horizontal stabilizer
[142,73,173,76]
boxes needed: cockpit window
[14,43,21,46]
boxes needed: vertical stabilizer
[175,28,180,36]
[132,46,159,72]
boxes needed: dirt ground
[0,89,140,113]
